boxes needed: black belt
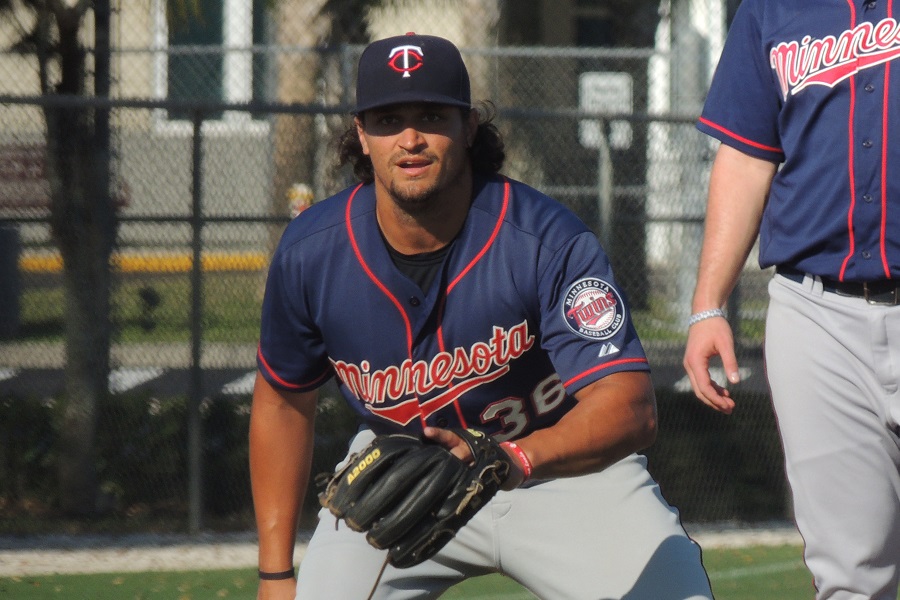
[776,266,900,305]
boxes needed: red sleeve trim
[562,357,649,389]
[257,345,330,391]
[698,117,782,154]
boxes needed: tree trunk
[272,0,331,211]
[56,242,112,515]
[41,3,117,517]
[257,0,331,302]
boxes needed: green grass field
[0,544,837,600]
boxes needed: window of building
[574,0,614,47]
[154,0,271,128]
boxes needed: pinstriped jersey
[257,175,649,439]
[697,0,900,281]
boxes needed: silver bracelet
[688,308,726,327]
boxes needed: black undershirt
[385,243,451,292]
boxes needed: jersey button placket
[408,296,421,307]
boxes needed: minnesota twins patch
[562,278,625,340]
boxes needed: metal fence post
[727,280,742,349]
[596,119,613,253]
[188,109,205,533]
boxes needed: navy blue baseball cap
[355,33,471,113]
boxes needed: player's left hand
[423,427,526,489]
[316,428,513,568]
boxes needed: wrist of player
[257,576,297,599]
[500,440,534,489]
[257,566,295,580]
[688,307,726,327]
[690,290,729,319]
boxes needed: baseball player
[683,2,900,599]
[251,33,712,600]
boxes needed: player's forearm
[249,374,317,572]
[692,144,776,312]
[513,371,656,479]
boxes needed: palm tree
[0,0,229,517]
[0,0,117,516]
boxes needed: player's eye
[377,114,401,126]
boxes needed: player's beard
[387,178,442,216]
[385,151,449,217]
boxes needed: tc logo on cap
[355,34,470,113]
[388,45,423,78]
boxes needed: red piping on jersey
[881,0,894,278]
[436,296,448,353]
[346,184,414,351]
[345,184,426,426]
[434,296,469,426]
[257,344,330,391]
[445,178,510,294]
[563,357,648,389]
[433,297,470,426]
[435,177,510,427]
[839,1,858,281]
[697,117,782,154]
[452,401,467,427]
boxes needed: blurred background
[0,0,783,537]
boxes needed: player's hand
[683,316,740,414]
[422,427,526,490]
[257,577,296,600]
[422,426,475,461]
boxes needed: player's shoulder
[277,183,370,250]
[476,175,592,245]
[730,0,787,25]
[727,0,772,14]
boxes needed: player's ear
[355,115,371,156]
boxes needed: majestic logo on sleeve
[771,18,900,99]
[562,278,625,340]
[331,321,534,426]
[388,45,424,78]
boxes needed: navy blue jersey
[697,0,900,281]
[257,175,649,440]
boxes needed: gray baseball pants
[766,273,900,600]
[295,428,712,600]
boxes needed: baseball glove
[316,429,511,568]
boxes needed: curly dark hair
[337,102,506,184]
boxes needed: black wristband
[258,568,295,580]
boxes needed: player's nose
[397,126,426,151]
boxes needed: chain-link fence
[0,0,784,534]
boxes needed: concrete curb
[0,523,802,577]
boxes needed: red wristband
[501,441,533,481]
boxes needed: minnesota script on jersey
[257,175,649,438]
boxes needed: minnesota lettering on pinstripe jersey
[770,18,900,98]
[331,320,534,406]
